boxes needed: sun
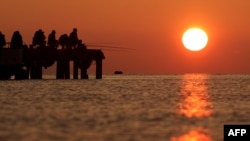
[182,28,208,51]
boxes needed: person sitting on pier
[69,28,79,49]
[48,30,58,48]
[58,34,69,50]
[10,31,23,49]
[32,29,46,47]
[76,40,87,51]
[0,32,6,48]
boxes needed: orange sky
[1,0,250,74]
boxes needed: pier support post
[64,60,70,79]
[0,66,11,80]
[56,60,64,79]
[73,60,78,79]
[96,59,102,79]
[81,68,88,79]
[56,59,70,79]
[30,61,42,79]
[26,66,30,79]
[56,49,70,79]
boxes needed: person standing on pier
[69,28,79,49]
[58,34,69,50]
[32,29,46,47]
[48,30,58,48]
[10,31,23,49]
[0,32,6,48]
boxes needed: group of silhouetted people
[32,28,81,49]
[0,28,84,50]
[0,31,23,49]
[57,28,79,49]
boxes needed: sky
[1,0,250,74]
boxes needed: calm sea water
[0,74,250,141]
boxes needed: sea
[0,74,250,141]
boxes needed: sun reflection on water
[178,74,213,118]
[171,74,214,141]
[170,128,212,141]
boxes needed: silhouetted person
[32,29,46,47]
[69,28,79,49]
[48,30,58,48]
[76,40,87,51]
[58,34,69,50]
[10,31,23,49]
[0,32,6,48]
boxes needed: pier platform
[0,47,105,80]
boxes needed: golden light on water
[171,75,213,141]
[178,74,213,118]
[170,128,212,141]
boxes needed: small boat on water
[114,71,123,74]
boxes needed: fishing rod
[86,44,135,51]
[96,48,133,53]
[86,42,117,45]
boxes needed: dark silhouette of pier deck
[0,29,105,80]
[0,47,105,80]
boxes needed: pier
[0,47,105,80]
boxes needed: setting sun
[182,28,208,51]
